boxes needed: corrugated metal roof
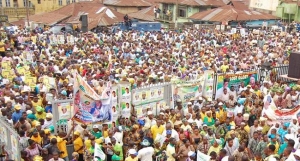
[15,1,125,29]
[155,0,226,6]
[189,5,278,21]
[104,0,152,7]
[128,5,155,21]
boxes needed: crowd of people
[0,23,299,161]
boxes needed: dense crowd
[0,24,299,161]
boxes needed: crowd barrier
[0,118,21,161]
[0,65,290,161]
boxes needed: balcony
[154,13,173,23]
[3,7,35,19]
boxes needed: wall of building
[107,6,147,14]
[276,3,299,22]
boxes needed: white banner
[94,143,106,160]
[197,150,211,161]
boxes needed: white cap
[187,102,192,105]
[128,149,137,155]
[147,111,153,115]
[26,110,33,114]
[93,125,99,129]
[159,112,165,116]
[218,102,223,106]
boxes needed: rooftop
[104,0,152,7]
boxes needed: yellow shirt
[244,125,250,133]
[200,112,206,121]
[74,137,84,154]
[0,41,4,52]
[125,156,138,161]
[220,65,229,72]
[267,142,279,154]
[32,100,43,110]
[216,109,227,123]
[31,135,42,145]
[35,112,46,120]
[208,146,221,156]
[166,144,176,161]
[57,136,68,158]
[103,130,108,138]
[151,125,165,140]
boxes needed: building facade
[1,0,81,22]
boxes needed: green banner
[216,71,258,91]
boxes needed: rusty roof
[14,1,125,29]
[104,0,152,7]
[189,5,278,21]
[230,1,249,10]
[156,0,228,6]
[128,5,156,21]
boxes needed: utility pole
[26,0,29,27]
[175,0,178,29]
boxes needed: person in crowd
[0,23,299,161]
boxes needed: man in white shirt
[138,139,154,161]
[215,78,230,100]
[162,122,179,142]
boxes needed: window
[58,0,62,6]
[66,0,70,4]
[37,0,41,4]
[23,0,26,7]
[0,0,2,7]
[71,0,75,3]
[5,0,11,7]
[178,6,186,17]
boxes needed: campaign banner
[58,102,73,120]
[203,70,214,100]
[111,85,119,128]
[262,94,300,123]
[120,82,131,119]
[132,86,164,105]
[215,71,258,99]
[172,79,204,108]
[72,73,112,124]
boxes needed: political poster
[10,134,20,161]
[215,71,258,98]
[120,82,131,119]
[172,79,204,108]
[132,86,164,105]
[72,73,112,124]
[262,94,300,123]
[58,102,72,120]
[111,85,119,128]
[203,70,214,100]
[0,126,7,146]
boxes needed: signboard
[249,0,279,11]
[0,15,8,22]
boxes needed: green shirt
[91,131,102,139]
[113,143,123,158]
[112,154,121,161]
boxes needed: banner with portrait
[58,102,73,120]
[10,134,20,161]
[111,85,119,128]
[72,73,112,124]
[216,71,258,91]
[132,86,164,105]
[262,94,300,123]
[203,70,215,100]
[172,78,204,108]
[120,82,131,119]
